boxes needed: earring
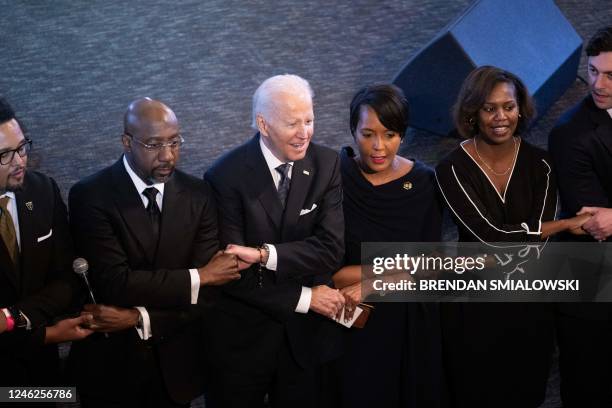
[518,113,522,118]
[468,117,475,126]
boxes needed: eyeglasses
[0,139,32,165]
[126,133,184,152]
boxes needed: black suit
[204,134,344,407]
[548,96,612,407]
[0,171,77,385]
[68,158,218,406]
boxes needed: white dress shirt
[259,138,312,314]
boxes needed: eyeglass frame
[0,138,32,166]
[125,132,185,152]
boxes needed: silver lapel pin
[303,170,310,176]
[26,201,33,211]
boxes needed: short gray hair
[251,74,314,129]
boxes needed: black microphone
[73,258,97,304]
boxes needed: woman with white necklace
[435,66,588,408]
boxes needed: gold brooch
[403,181,412,190]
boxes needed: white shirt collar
[259,136,293,188]
[122,155,165,209]
[0,191,16,200]
[0,191,20,248]
[259,136,293,170]
[607,108,612,119]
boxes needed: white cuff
[22,312,32,330]
[265,244,278,271]
[295,286,312,314]
[189,268,200,304]
[134,306,152,340]
[521,221,542,235]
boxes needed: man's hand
[0,312,6,334]
[577,207,612,241]
[44,314,94,344]
[198,250,244,286]
[83,304,140,333]
[225,244,267,267]
[309,285,345,320]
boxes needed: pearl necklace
[473,136,518,177]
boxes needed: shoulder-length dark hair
[350,84,410,139]
[452,66,535,138]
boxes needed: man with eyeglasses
[68,97,244,407]
[0,97,94,386]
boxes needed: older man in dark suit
[68,98,243,407]
[0,97,92,386]
[548,26,612,408]
[204,74,346,408]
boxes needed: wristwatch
[7,306,28,330]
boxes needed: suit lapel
[247,135,284,229]
[110,160,157,264]
[156,174,185,266]
[282,152,314,239]
[0,237,17,290]
[14,179,37,293]
[588,100,612,156]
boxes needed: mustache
[10,165,26,175]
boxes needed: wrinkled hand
[82,304,139,333]
[309,285,345,320]
[225,244,265,267]
[577,207,612,241]
[198,250,243,286]
[341,282,361,321]
[44,314,94,344]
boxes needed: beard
[1,168,26,193]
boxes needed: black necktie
[276,163,291,207]
[142,187,161,242]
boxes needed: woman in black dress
[435,66,589,407]
[333,84,445,408]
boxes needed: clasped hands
[575,207,612,241]
[223,244,349,321]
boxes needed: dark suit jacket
[68,158,218,404]
[549,96,612,319]
[0,171,76,385]
[204,134,344,370]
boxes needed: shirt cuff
[295,286,312,314]
[265,244,278,271]
[189,268,200,304]
[22,312,32,330]
[521,221,542,235]
[134,307,152,340]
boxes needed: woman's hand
[341,282,361,321]
[568,213,592,235]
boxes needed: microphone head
[72,258,89,275]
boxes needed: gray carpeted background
[1,1,610,407]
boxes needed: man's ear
[121,134,131,152]
[256,114,268,137]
